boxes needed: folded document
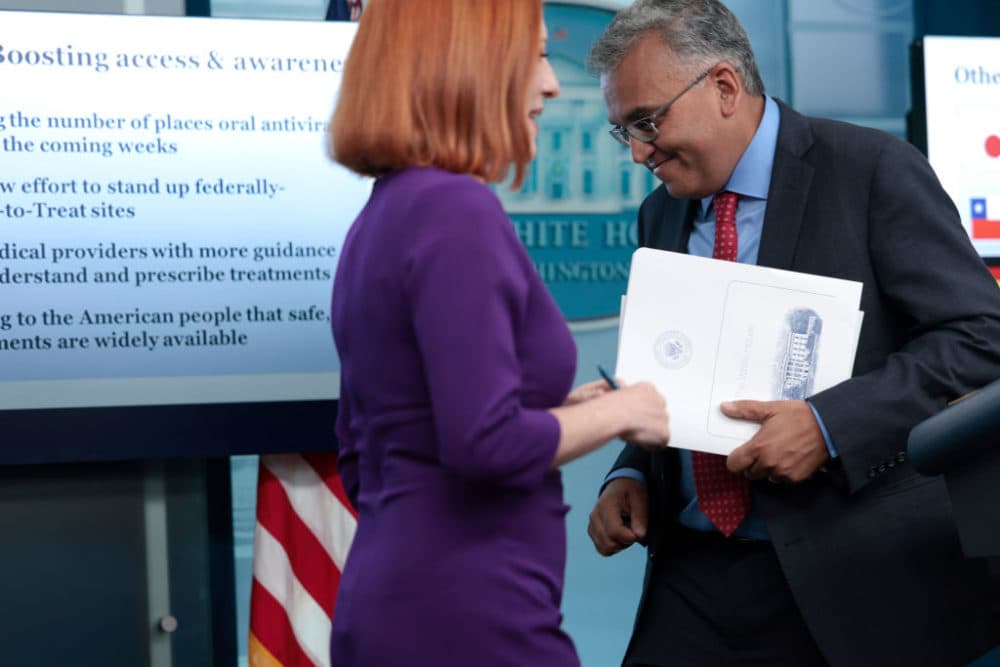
[615,248,863,455]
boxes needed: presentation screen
[0,11,367,462]
[918,35,1000,260]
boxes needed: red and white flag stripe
[249,452,357,667]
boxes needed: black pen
[597,364,619,390]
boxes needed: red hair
[330,0,541,187]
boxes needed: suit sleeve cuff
[807,400,839,459]
[600,467,646,496]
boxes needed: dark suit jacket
[614,99,1000,667]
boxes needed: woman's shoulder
[379,166,501,212]
[375,167,510,244]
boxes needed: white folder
[615,248,864,455]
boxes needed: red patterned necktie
[692,191,751,536]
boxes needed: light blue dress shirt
[609,97,837,540]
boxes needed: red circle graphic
[986,135,1000,158]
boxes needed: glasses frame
[609,66,715,146]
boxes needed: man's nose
[630,138,654,165]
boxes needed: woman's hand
[563,378,615,406]
[616,382,670,449]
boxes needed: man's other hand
[587,476,648,555]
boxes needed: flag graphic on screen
[249,453,357,667]
[970,197,1000,239]
[326,0,362,21]
[986,135,1000,159]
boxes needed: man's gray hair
[587,0,765,96]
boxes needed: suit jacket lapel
[666,197,697,252]
[642,189,697,252]
[757,100,815,271]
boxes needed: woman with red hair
[327,1,671,664]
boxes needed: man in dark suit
[585,1,1000,665]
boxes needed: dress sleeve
[404,180,560,489]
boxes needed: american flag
[248,5,360,665]
[248,453,357,667]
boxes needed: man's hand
[587,477,648,556]
[722,399,829,484]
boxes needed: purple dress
[329,166,580,666]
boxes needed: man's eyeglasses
[609,66,714,146]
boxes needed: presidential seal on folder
[615,248,864,455]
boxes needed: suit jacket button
[868,467,878,478]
